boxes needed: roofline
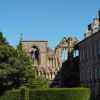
[78,30,100,45]
[21,40,48,42]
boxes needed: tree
[0,39,15,90]
[0,32,8,45]
[0,32,50,90]
[17,41,22,50]
[16,42,50,88]
[31,76,50,88]
[12,46,35,88]
[0,32,35,90]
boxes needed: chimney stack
[88,24,91,30]
[99,10,100,21]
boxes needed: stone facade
[78,11,100,99]
[21,40,48,68]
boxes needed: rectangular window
[98,42,100,55]
[93,67,95,80]
[87,47,89,59]
[85,47,87,60]
[97,67,99,79]
[95,67,97,80]
[99,67,100,79]
[88,67,91,81]
[90,46,93,58]
[80,50,82,62]
[87,67,91,81]
[87,67,89,81]
[80,70,82,81]
[91,67,94,80]
[83,68,85,81]
[90,68,92,80]
[94,44,97,57]
[85,68,87,81]
[83,47,85,61]
[88,46,90,59]
[85,46,90,60]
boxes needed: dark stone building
[78,11,100,100]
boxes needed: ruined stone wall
[21,37,78,83]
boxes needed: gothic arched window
[31,46,39,65]
[61,48,68,62]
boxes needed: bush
[0,90,23,100]
[0,88,90,100]
[20,86,29,100]
[29,76,50,89]
[29,88,90,100]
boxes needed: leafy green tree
[0,32,8,45]
[0,33,15,90]
[0,32,50,90]
[0,32,35,90]
[17,41,22,50]
[16,41,50,89]
[30,76,50,88]
[15,41,36,87]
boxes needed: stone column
[50,58,52,67]
[54,58,56,67]
[53,58,55,67]
[52,58,53,67]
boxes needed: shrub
[0,88,90,100]
[29,88,90,100]
[20,86,29,100]
[0,90,23,100]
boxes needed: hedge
[20,86,29,100]
[0,90,23,100]
[29,88,90,100]
[0,88,90,100]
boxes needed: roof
[21,40,48,42]
[78,30,100,45]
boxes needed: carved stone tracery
[22,37,78,81]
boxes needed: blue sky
[0,0,100,49]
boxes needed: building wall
[79,31,100,98]
[21,40,60,81]
[21,40,48,68]
[21,37,78,85]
